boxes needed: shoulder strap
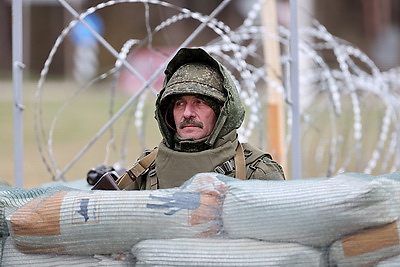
[116,148,158,189]
[234,142,246,180]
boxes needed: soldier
[115,47,285,190]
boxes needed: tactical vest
[116,142,284,190]
[116,142,245,190]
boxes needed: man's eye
[175,101,184,107]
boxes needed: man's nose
[183,103,195,118]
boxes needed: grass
[1,79,161,188]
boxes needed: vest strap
[234,142,246,180]
[116,148,158,189]
[149,175,158,190]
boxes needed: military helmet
[160,62,226,106]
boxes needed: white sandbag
[376,253,400,267]
[132,238,325,267]
[342,173,400,216]
[7,173,226,255]
[223,173,396,247]
[377,172,400,181]
[344,176,400,217]
[329,220,400,267]
[1,237,134,266]
[375,177,400,216]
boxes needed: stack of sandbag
[6,173,226,255]
[0,185,124,265]
[3,172,400,266]
[130,172,399,266]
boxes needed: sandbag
[328,220,400,266]
[7,173,226,255]
[0,186,50,236]
[132,238,326,267]
[222,174,396,247]
[375,177,400,216]
[377,172,400,181]
[0,237,134,266]
[341,173,400,216]
[375,253,400,267]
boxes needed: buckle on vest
[244,150,253,158]
[148,168,156,177]
[126,169,137,180]
[223,160,234,173]
[214,165,225,174]
[214,160,235,175]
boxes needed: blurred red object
[117,47,176,95]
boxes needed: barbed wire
[35,0,400,180]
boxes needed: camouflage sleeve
[246,155,286,181]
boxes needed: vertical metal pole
[12,0,24,187]
[290,0,302,179]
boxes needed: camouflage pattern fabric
[161,63,226,103]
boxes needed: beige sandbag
[7,173,226,255]
[132,238,325,266]
[329,220,400,267]
[222,174,396,247]
[1,237,134,266]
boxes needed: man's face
[173,95,218,140]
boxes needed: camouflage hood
[155,47,245,151]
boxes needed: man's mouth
[179,119,203,129]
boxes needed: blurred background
[2,0,399,77]
[1,0,400,188]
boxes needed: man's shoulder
[241,142,285,180]
[241,143,273,162]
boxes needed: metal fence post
[290,0,302,179]
[12,0,24,187]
